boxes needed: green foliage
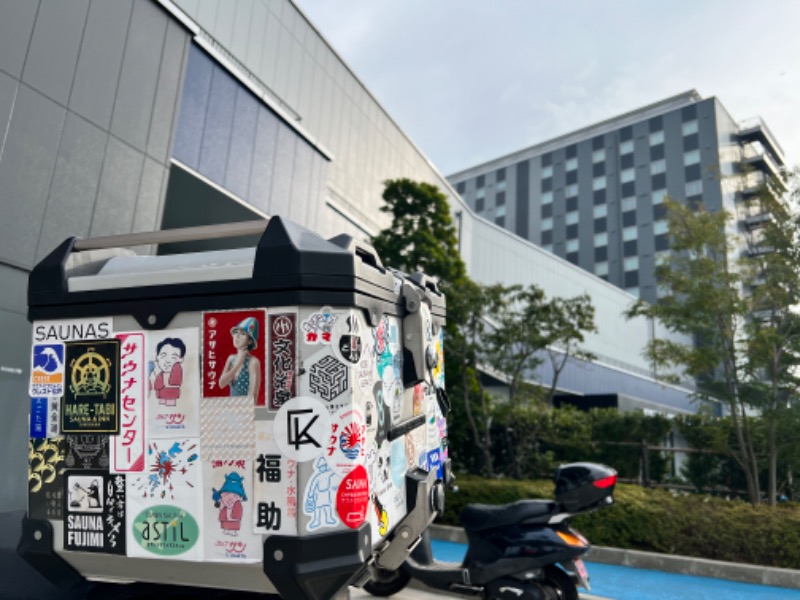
[439,476,800,568]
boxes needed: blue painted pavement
[431,539,798,600]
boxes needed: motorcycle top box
[19,217,450,600]
[554,462,617,513]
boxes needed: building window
[566,224,579,239]
[621,196,636,212]
[624,271,640,287]
[542,244,553,253]
[542,164,553,178]
[686,179,703,196]
[541,217,553,231]
[496,216,505,227]
[594,217,607,232]
[566,196,578,212]
[594,232,608,247]
[653,203,667,220]
[655,234,669,251]
[566,211,579,225]
[541,178,553,192]
[542,191,553,204]
[592,148,606,163]
[621,153,634,169]
[682,120,698,136]
[592,176,606,191]
[496,167,506,182]
[626,286,640,298]
[624,256,639,271]
[476,186,486,199]
[593,189,607,205]
[685,163,701,182]
[541,203,552,218]
[566,239,579,253]
[650,144,665,161]
[651,173,666,190]
[595,246,608,261]
[477,174,485,188]
[622,181,636,197]
[595,261,609,277]
[620,168,635,183]
[683,134,699,151]
[565,156,578,171]
[684,149,700,166]
[496,204,507,218]
[652,189,667,205]
[456,181,465,194]
[566,183,578,198]
[653,219,668,235]
[650,159,666,175]
[496,180,507,192]
[566,170,578,185]
[593,162,606,177]
[649,130,665,146]
[541,230,552,245]
[623,211,637,227]
[620,139,634,155]
[623,225,638,241]
[496,191,506,206]
[624,240,638,256]
[475,197,485,212]
[593,204,607,219]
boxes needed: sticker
[62,340,121,433]
[32,318,113,344]
[30,342,65,397]
[126,438,202,560]
[203,459,262,562]
[427,448,443,480]
[64,470,126,555]
[390,439,407,488]
[147,328,201,438]
[273,396,330,462]
[309,356,349,402]
[203,310,266,406]
[371,493,389,537]
[28,438,66,520]
[29,398,49,439]
[433,329,445,388]
[253,422,297,535]
[412,384,425,416]
[336,464,369,529]
[200,396,255,461]
[326,406,366,476]
[111,332,145,472]
[301,306,339,344]
[303,456,340,531]
[332,313,363,365]
[366,382,391,447]
[131,505,200,558]
[268,312,297,410]
[65,434,109,470]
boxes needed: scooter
[363,462,616,600]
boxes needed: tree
[626,198,762,503]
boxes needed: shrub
[438,474,800,568]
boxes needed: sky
[294,0,800,177]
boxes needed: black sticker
[63,470,126,554]
[62,340,120,433]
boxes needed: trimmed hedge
[439,474,800,569]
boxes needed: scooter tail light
[593,475,617,489]
[556,530,587,548]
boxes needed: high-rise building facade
[447,91,786,304]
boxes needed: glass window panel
[592,148,606,163]
[496,180,507,191]
[686,180,703,196]
[682,120,698,136]
[476,187,486,198]
[626,286,640,298]
[624,256,639,271]
[621,196,637,212]
[541,217,553,231]
[542,191,553,204]
[650,159,666,175]
[593,204,607,218]
[566,157,578,171]
[619,139,634,154]
[566,183,578,197]
[566,239,579,253]
[566,211,579,225]
[594,232,608,247]
[684,149,700,166]
[623,225,638,241]
[592,176,606,191]
[595,261,608,276]
[496,204,506,217]
[541,165,553,178]
[620,168,635,183]
[654,219,668,235]
[649,130,665,145]
[652,189,667,205]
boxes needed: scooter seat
[460,499,556,532]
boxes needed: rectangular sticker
[252,421,296,536]
[28,437,66,520]
[126,438,203,560]
[62,339,121,433]
[64,434,110,470]
[267,312,297,410]
[199,396,255,461]
[32,318,114,344]
[110,332,146,472]
[146,328,200,438]
[30,398,48,439]
[203,310,266,406]
[30,342,65,397]
[203,459,262,562]
[64,470,126,555]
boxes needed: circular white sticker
[273,396,331,462]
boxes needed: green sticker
[131,505,199,556]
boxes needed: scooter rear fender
[467,523,590,570]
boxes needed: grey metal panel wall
[0,0,190,270]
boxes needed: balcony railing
[738,117,786,164]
